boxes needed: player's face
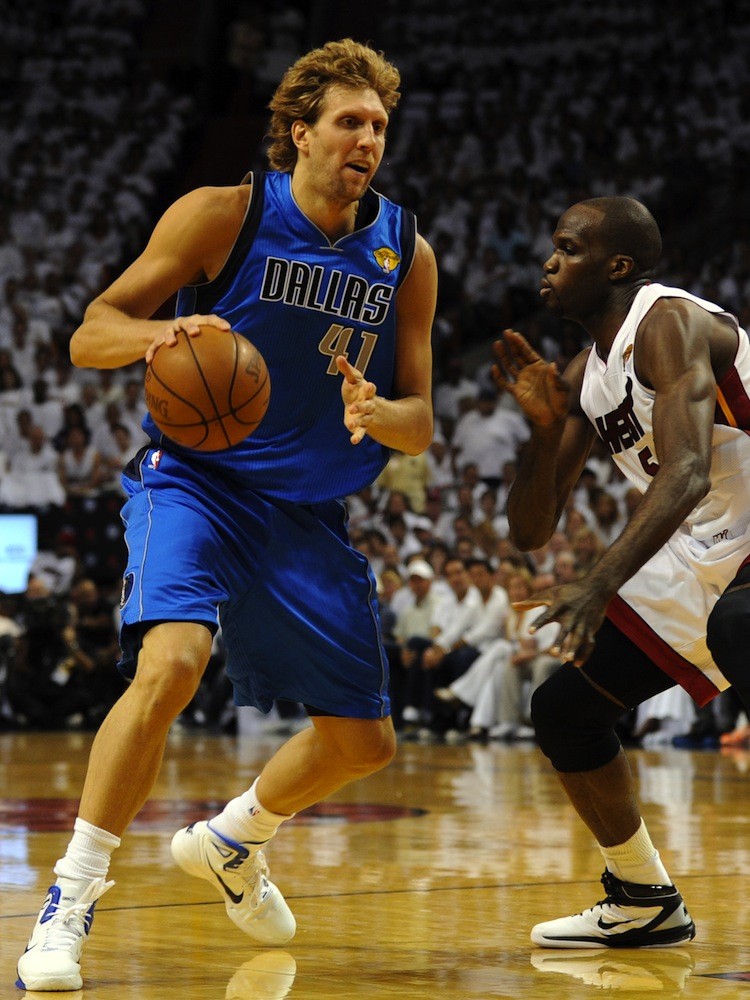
[540,205,611,320]
[301,85,388,204]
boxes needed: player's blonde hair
[267,38,401,173]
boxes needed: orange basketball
[144,326,270,451]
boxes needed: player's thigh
[579,618,676,708]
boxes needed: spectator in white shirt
[452,388,529,488]
[422,558,509,701]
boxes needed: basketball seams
[232,369,270,426]
[146,361,210,446]
[145,325,270,450]
[182,331,232,448]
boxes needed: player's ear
[609,253,635,282]
[291,119,309,153]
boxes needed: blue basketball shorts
[118,447,390,719]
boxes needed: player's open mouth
[347,163,369,174]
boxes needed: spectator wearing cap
[393,555,480,735]
[392,557,442,731]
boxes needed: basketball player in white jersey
[492,196,750,948]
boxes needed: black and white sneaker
[531,871,696,949]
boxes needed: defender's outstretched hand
[513,578,609,668]
[337,356,377,445]
[492,330,570,427]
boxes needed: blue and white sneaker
[531,871,696,949]
[17,877,113,991]
[171,821,295,945]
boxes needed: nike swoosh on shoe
[213,871,244,905]
[597,917,637,930]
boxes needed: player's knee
[531,666,622,773]
[132,647,206,720]
[707,588,750,683]
[339,718,396,776]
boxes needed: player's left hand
[513,579,612,667]
[337,356,377,445]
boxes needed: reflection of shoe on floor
[226,952,297,999]
[721,724,750,747]
[488,722,516,740]
[443,728,467,744]
[721,746,750,772]
[672,717,720,750]
[531,871,696,948]
[171,821,295,944]
[434,687,460,705]
[530,947,694,991]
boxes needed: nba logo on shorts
[148,449,163,471]
[120,572,135,609]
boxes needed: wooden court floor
[4,729,750,999]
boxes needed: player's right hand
[492,330,570,427]
[145,313,230,364]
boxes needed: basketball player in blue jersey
[18,39,436,992]
[492,196,750,950]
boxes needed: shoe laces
[598,869,622,906]
[245,851,271,911]
[41,878,114,951]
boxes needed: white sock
[54,817,121,885]
[599,818,671,885]
[209,778,294,846]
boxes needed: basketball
[144,326,270,450]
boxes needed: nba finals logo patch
[373,247,401,274]
[622,344,634,365]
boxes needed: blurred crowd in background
[1,0,749,745]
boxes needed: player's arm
[521,301,717,665]
[337,233,436,453]
[581,301,715,599]
[69,186,249,369]
[493,333,595,550]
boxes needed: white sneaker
[531,871,696,949]
[171,821,295,945]
[17,877,113,991]
[225,951,297,999]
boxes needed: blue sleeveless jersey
[142,171,416,503]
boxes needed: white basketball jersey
[579,283,750,702]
